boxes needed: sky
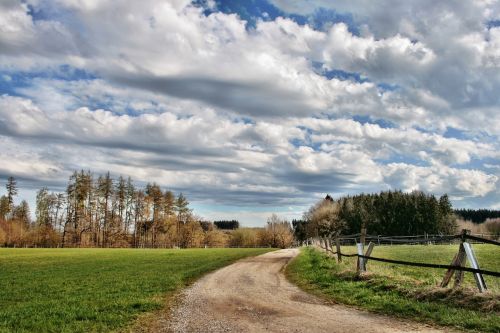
[0,0,499,226]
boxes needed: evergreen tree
[175,193,190,221]
[97,172,113,246]
[36,187,51,226]
[115,176,127,228]
[163,191,175,217]
[146,183,163,246]
[13,200,30,226]
[6,176,18,213]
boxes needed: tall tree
[0,170,206,248]
[36,187,51,226]
[115,176,127,231]
[163,191,175,217]
[305,199,345,237]
[97,172,113,246]
[439,194,457,234]
[146,183,163,247]
[124,177,135,234]
[13,200,30,226]
[175,193,190,247]
[64,171,93,247]
[6,176,18,214]
[175,193,190,220]
[133,189,146,248]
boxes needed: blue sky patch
[487,20,500,29]
[311,61,368,83]
[443,126,469,140]
[307,7,358,34]
[192,0,286,28]
[323,68,369,83]
[1,65,95,85]
[375,155,430,168]
[377,82,399,92]
[352,115,396,129]
[237,117,256,125]
[450,156,497,170]
[192,0,358,33]
[0,66,97,98]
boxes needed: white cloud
[0,0,499,220]
[383,162,498,198]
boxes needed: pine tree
[439,194,456,234]
[6,176,18,213]
[146,183,163,247]
[163,191,175,217]
[98,172,113,246]
[36,187,51,226]
[13,200,30,226]
[115,176,127,229]
[124,177,135,234]
[175,193,190,221]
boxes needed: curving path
[166,249,454,333]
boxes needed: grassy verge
[286,246,499,332]
[0,248,273,333]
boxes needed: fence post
[453,244,467,288]
[441,246,464,287]
[454,229,469,287]
[335,237,342,263]
[363,242,375,269]
[463,242,487,292]
[356,243,365,273]
[360,228,367,245]
[441,229,467,288]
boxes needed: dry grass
[456,218,500,237]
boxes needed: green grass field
[286,244,499,332]
[0,248,272,333]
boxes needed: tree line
[213,220,240,230]
[454,209,500,223]
[294,190,458,242]
[0,173,294,248]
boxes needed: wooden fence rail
[312,229,499,292]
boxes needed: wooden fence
[312,229,499,293]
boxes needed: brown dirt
[156,249,457,332]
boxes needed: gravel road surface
[166,248,453,333]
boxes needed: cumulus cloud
[0,0,499,222]
[383,162,498,198]
[295,117,498,165]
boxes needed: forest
[214,220,240,230]
[294,190,459,241]
[0,172,294,248]
[454,209,500,223]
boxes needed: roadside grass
[286,245,499,332]
[0,247,272,333]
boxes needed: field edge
[284,247,500,333]
[0,248,275,333]
[121,248,277,333]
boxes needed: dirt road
[166,249,452,332]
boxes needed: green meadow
[286,244,499,332]
[0,248,272,333]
